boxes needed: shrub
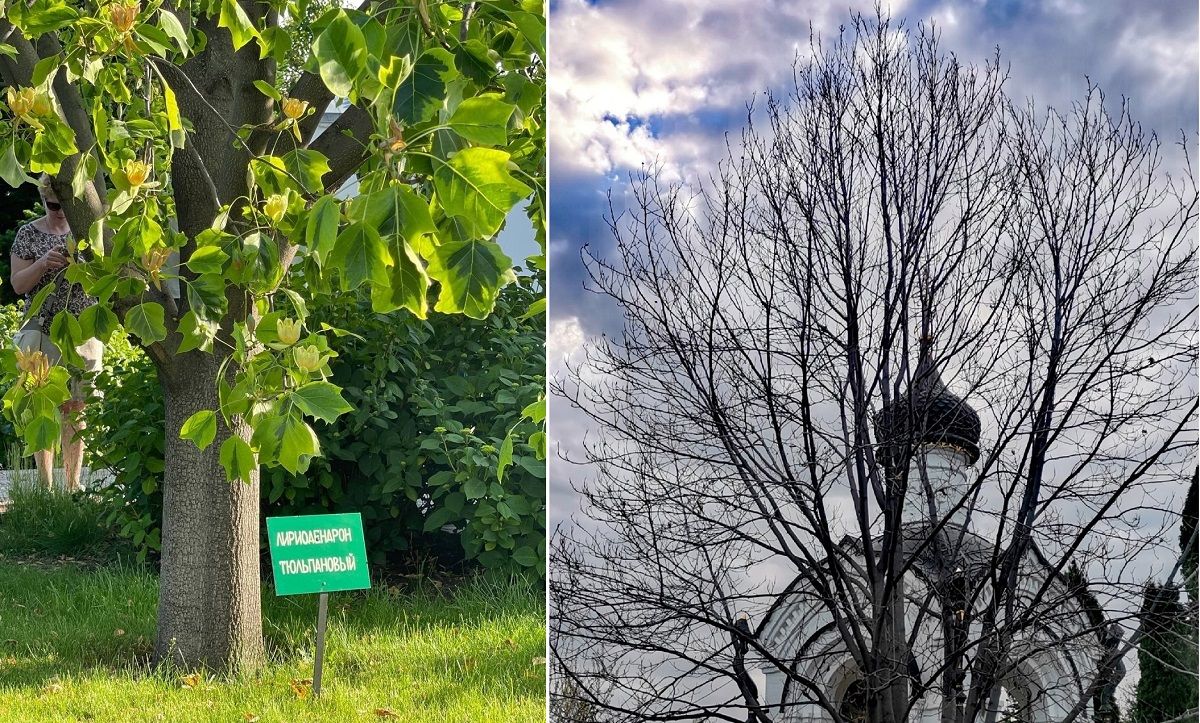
[267,273,546,575]
[74,276,546,575]
[0,187,41,306]
[82,334,164,561]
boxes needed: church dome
[874,342,981,466]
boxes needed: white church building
[752,344,1123,722]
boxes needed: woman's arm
[11,248,68,296]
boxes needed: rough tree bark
[155,351,264,671]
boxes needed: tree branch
[306,104,373,193]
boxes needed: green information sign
[266,513,371,596]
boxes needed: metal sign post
[313,592,330,699]
[265,512,371,702]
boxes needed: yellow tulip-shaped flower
[142,247,171,290]
[263,194,288,223]
[108,1,140,33]
[6,87,50,128]
[16,349,51,388]
[281,97,308,121]
[6,87,34,117]
[124,159,151,191]
[30,92,52,117]
[276,318,301,346]
[293,344,322,373]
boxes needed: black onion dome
[874,342,981,466]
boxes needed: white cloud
[548,314,585,375]
[549,0,902,178]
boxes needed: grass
[0,480,130,560]
[0,559,546,722]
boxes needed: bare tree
[550,11,1197,723]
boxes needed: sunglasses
[44,201,62,212]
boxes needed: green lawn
[0,557,546,722]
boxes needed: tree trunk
[154,351,264,672]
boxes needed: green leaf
[161,77,186,148]
[448,96,516,147]
[371,238,428,319]
[508,10,546,59]
[521,397,545,423]
[464,477,486,500]
[185,273,227,321]
[125,302,167,345]
[220,435,256,483]
[25,282,55,319]
[432,148,532,238]
[180,410,217,450]
[330,222,388,291]
[312,11,366,99]
[49,311,83,367]
[9,0,78,37]
[453,39,494,85]
[427,239,516,319]
[186,245,228,275]
[305,195,340,266]
[512,545,539,568]
[253,79,281,101]
[497,429,514,482]
[24,415,59,453]
[289,381,353,424]
[0,143,34,188]
[347,185,435,317]
[518,296,546,320]
[78,304,118,343]
[347,184,435,242]
[280,287,308,321]
[69,151,97,200]
[393,47,454,124]
[218,0,260,51]
[30,55,60,87]
[159,9,190,56]
[134,22,176,56]
[175,310,216,354]
[281,149,330,195]
[422,506,457,532]
[278,414,319,474]
[29,116,78,174]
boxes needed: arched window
[995,682,1033,722]
[838,679,868,723]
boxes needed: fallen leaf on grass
[375,709,399,719]
[290,678,312,700]
[180,673,202,689]
[243,714,260,722]
[503,638,516,648]
[532,657,547,665]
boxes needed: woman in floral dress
[8,175,102,491]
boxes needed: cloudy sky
[547,0,1197,698]
[547,0,1198,522]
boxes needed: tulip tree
[0,0,545,672]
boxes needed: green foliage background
[67,275,545,576]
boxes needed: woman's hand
[38,247,69,273]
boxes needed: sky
[547,0,1199,512]
[546,0,1199,708]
